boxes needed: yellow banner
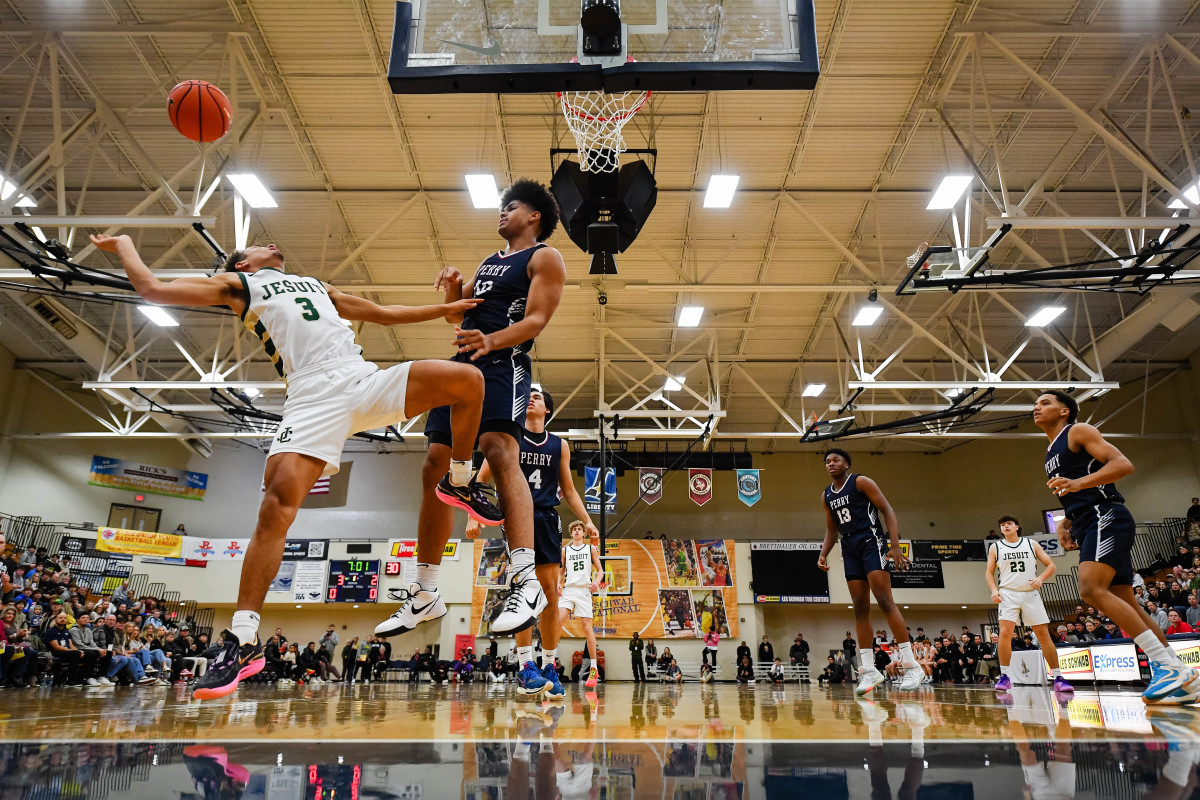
[95,527,182,558]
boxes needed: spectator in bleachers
[68,615,106,686]
[1054,625,1071,644]
[281,643,300,680]
[819,655,846,686]
[1186,595,1200,627]
[340,636,359,681]
[111,581,129,605]
[789,634,810,669]
[1186,497,1200,528]
[663,658,684,684]
[1101,620,1121,640]
[699,663,714,683]
[298,642,326,683]
[736,655,754,684]
[1166,610,1194,635]
[872,644,890,674]
[1146,601,1169,632]
[46,612,89,686]
[18,545,37,568]
[768,658,785,683]
[658,646,675,673]
[644,638,658,678]
[757,636,773,665]
[125,622,168,680]
[974,634,997,683]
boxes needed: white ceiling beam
[985,216,1193,229]
[0,216,215,227]
[847,381,1119,390]
[82,381,284,390]
[956,22,1200,35]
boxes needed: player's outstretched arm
[817,503,837,572]
[558,440,599,539]
[1047,423,1134,496]
[454,246,566,359]
[90,234,243,311]
[324,284,482,325]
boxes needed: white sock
[416,563,439,592]
[897,641,915,667]
[999,665,1009,678]
[513,742,531,761]
[509,548,535,578]
[517,645,534,666]
[231,611,260,647]
[1051,668,1061,678]
[449,459,473,487]
[1163,749,1196,786]
[1135,630,1183,668]
[859,649,876,672]
[543,648,556,667]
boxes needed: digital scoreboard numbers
[326,559,380,603]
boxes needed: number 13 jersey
[520,427,562,509]
[236,267,361,378]
[823,474,882,540]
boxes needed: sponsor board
[756,594,830,604]
[387,539,459,560]
[89,455,207,500]
[1088,643,1140,681]
[95,527,182,558]
[750,542,822,551]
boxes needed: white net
[906,241,930,271]
[557,89,651,172]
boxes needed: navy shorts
[841,530,888,582]
[500,507,562,566]
[425,349,533,445]
[1072,502,1136,586]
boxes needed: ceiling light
[677,306,704,327]
[852,306,883,326]
[1,174,36,207]
[243,387,262,399]
[946,387,963,398]
[801,383,825,397]
[927,174,973,210]
[1025,306,1066,327]
[465,174,500,209]
[137,306,179,327]
[226,174,278,209]
[531,383,542,391]
[1167,183,1200,209]
[703,175,739,208]
[961,605,968,609]
[664,375,686,392]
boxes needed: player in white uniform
[985,515,1071,694]
[560,521,602,687]
[90,234,500,701]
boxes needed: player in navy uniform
[1035,390,1199,706]
[376,180,568,643]
[466,388,598,698]
[818,448,924,695]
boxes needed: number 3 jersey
[461,243,544,358]
[236,267,361,378]
[823,473,883,540]
[520,427,562,509]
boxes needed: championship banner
[638,468,663,505]
[89,455,208,501]
[584,467,616,514]
[735,469,760,507]
[688,469,712,506]
[95,527,182,558]
[469,538,738,640]
[180,536,247,562]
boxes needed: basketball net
[557,89,650,173]
[906,241,930,271]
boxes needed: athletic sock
[509,548,535,579]
[415,563,439,593]
[543,649,557,669]
[1135,630,1185,669]
[859,649,876,672]
[517,646,534,666]
[897,641,915,667]
[513,742,531,761]
[230,610,260,647]
[999,665,1009,678]
[449,459,473,487]
[1050,668,1061,678]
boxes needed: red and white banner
[639,468,663,505]
[688,469,713,506]
[262,476,330,496]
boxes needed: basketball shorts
[998,589,1050,626]
[841,530,888,582]
[556,764,595,800]
[425,349,532,445]
[1022,761,1076,800]
[1071,502,1136,586]
[559,585,594,619]
[269,356,410,477]
[532,507,562,566]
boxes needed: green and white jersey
[564,543,592,587]
[992,537,1039,591]
[237,268,361,378]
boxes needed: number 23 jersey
[520,428,562,509]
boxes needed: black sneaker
[192,630,265,700]
[183,745,249,800]
[434,475,504,525]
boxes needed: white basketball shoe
[374,583,446,637]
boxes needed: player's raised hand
[816,554,830,572]
[434,266,463,291]
[89,233,131,253]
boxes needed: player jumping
[985,515,1071,694]
[375,180,568,643]
[818,448,924,695]
[1035,390,1199,706]
[89,234,499,701]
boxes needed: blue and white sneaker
[1144,662,1200,705]
[542,664,565,700]
[516,661,550,697]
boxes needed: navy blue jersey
[1044,423,1124,519]
[462,243,544,357]
[520,427,562,509]
[823,474,882,539]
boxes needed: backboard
[387,0,820,94]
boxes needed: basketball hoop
[906,242,930,272]
[557,88,650,173]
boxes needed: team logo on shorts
[277,426,292,443]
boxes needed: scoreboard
[326,559,380,603]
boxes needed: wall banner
[688,469,712,506]
[95,527,182,558]
[89,455,208,500]
[269,562,296,593]
[638,468,663,505]
[735,469,761,507]
[585,467,616,514]
[180,536,247,562]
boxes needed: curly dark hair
[1039,389,1078,423]
[823,448,852,465]
[500,178,560,241]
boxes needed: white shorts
[269,357,411,477]
[998,589,1050,626]
[556,764,594,800]
[558,586,594,619]
[1022,761,1076,800]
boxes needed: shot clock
[326,559,380,603]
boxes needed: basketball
[166,80,232,143]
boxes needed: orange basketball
[167,80,232,143]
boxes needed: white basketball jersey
[994,538,1039,591]
[564,543,592,587]
[237,268,361,378]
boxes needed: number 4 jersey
[520,427,562,509]
[236,267,361,378]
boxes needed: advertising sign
[89,455,208,500]
[95,527,182,558]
